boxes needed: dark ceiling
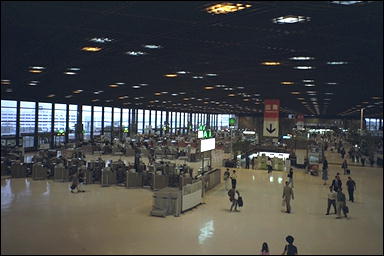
[1,1,383,117]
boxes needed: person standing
[287,168,294,188]
[331,175,339,192]
[325,186,337,215]
[230,170,237,189]
[322,157,329,185]
[70,172,79,193]
[361,156,365,167]
[224,168,230,191]
[282,235,298,255]
[282,181,294,213]
[336,188,348,219]
[341,159,348,175]
[341,148,345,159]
[251,156,255,170]
[261,242,270,255]
[346,176,356,202]
[245,153,250,169]
[267,157,272,173]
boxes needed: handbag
[344,205,349,213]
[238,196,243,207]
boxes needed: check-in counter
[32,163,47,180]
[54,164,69,182]
[202,168,221,192]
[126,172,143,188]
[181,180,203,212]
[11,163,27,178]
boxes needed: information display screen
[198,130,204,138]
[200,138,215,152]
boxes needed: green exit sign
[229,118,236,126]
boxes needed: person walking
[341,159,348,175]
[261,242,270,255]
[251,156,255,170]
[230,170,237,189]
[282,181,294,213]
[325,186,337,215]
[341,148,345,159]
[267,157,272,173]
[331,175,339,192]
[336,188,348,219]
[346,176,356,202]
[224,168,231,191]
[322,157,329,185]
[70,172,79,193]
[282,235,298,255]
[361,156,365,167]
[228,187,240,212]
[287,168,294,188]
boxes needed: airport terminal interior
[1,1,383,255]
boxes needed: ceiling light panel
[261,61,281,66]
[326,61,348,65]
[82,46,102,52]
[90,37,113,43]
[273,15,311,24]
[143,44,162,49]
[126,51,147,56]
[205,3,252,15]
[289,57,314,60]
[294,66,314,69]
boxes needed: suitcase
[238,196,243,207]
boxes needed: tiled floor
[1,149,383,255]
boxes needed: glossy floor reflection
[1,150,383,255]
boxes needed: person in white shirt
[326,186,337,215]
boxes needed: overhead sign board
[200,138,215,152]
[296,114,305,130]
[263,99,280,137]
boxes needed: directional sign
[263,99,280,137]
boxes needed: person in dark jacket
[282,235,298,255]
[346,176,356,202]
[336,188,348,219]
[341,159,348,175]
[322,158,329,185]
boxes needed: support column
[16,101,20,147]
[34,102,39,150]
[65,104,69,144]
[360,108,364,130]
[50,103,54,148]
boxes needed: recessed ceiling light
[176,71,188,74]
[304,84,316,87]
[303,80,314,83]
[206,73,217,76]
[204,86,215,90]
[94,91,103,94]
[294,66,314,69]
[297,97,305,100]
[289,57,314,60]
[65,95,72,98]
[326,82,338,85]
[192,76,204,79]
[29,69,43,73]
[30,66,45,70]
[215,84,226,88]
[183,98,190,101]
[109,84,119,88]
[261,61,281,66]
[116,82,125,85]
[171,93,178,96]
[164,74,178,78]
[82,46,102,52]
[47,94,55,98]
[73,90,83,94]
[243,99,250,101]
[132,86,141,89]
[273,15,311,24]
[90,37,113,43]
[331,1,363,5]
[143,44,162,49]
[126,51,147,56]
[224,88,234,91]
[161,91,168,94]
[228,93,236,97]
[205,3,252,15]
[68,67,81,71]
[290,91,301,95]
[64,72,76,75]
[371,96,381,100]
[281,81,294,85]
[326,61,348,65]
[237,86,245,89]
[139,83,148,86]
[179,92,186,95]
[91,99,100,102]
[324,92,334,95]
[1,80,11,85]
[154,92,162,96]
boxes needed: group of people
[259,235,298,255]
[224,168,242,212]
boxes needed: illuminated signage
[200,138,216,152]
